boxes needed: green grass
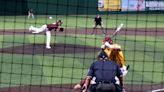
[0,34,164,87]
[0,34,103,48]
[0,14,164,87]
[117,35,164,84]
[0,14,164,29]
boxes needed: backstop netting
[0,0,164,92]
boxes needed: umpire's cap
[97,50,108,60]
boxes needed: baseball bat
[111,23,124,38]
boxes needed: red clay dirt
[0,28,164,36]
[0,43,99,55]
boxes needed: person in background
[91,14,106,35]
[28,9,34,19]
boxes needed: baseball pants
[31,25,48,33]
[46,31,51,49]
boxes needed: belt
[96,81,112,84]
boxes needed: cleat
[46,46,51,49]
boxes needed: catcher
[101,35,129,84]
[29,20,64,49]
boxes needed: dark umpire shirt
[87,60,123,83]
[94,17,102,25]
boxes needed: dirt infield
[0,83,164,92]
[0,43,99,55]
[0,84,75,92]
[0,28,164,36]
[0,28,164,92]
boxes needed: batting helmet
[104,36,113,44]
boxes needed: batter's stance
[101,35,129,85]
[29,20,64,49]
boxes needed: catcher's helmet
[104,36,113,44]
[97,50,108,60]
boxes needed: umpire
[92,14,106,34]
[82,51,124,92]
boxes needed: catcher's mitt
[59,27,64,32]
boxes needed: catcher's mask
[97,51,108,60]
[104,36,113,44]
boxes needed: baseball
[49,16,52,19]
[120,23,124,27]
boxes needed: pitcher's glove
[59,27,64,32]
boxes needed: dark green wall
[0,0,163,15]
[0,0,98,15]
[27,0,97,15]
[0,0,27,15]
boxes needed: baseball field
[0,14,164,92]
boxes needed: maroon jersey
[46,23,59,31]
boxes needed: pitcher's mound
[0,43,99,55]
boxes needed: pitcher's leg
[31,25,47,33]
[46,31,51,49]
[30,26,41,33]
[40,25,47,31]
